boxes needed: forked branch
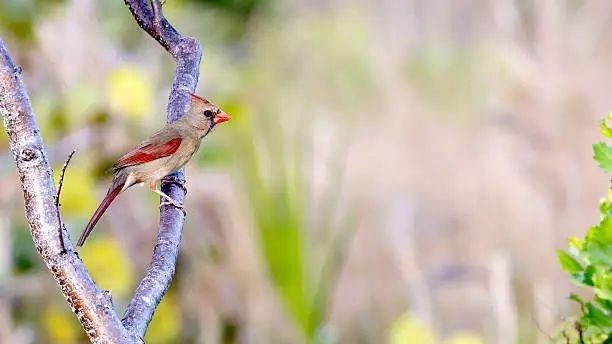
[121,0,202,338]
[0,0,203,342]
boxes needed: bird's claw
[161,176,187,195]
[160,200,186,216]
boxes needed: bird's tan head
[187,93,231,130]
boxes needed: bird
[76,93,230,247]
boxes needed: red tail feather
[77,182,124,247]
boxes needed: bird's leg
[148,183,186,215]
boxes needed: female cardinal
[76,94,230,247]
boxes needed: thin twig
[151,0,163,28]
[531,295,561,341]
[531,314,553,342]
[56,148,76,253]
[150,0,163,37]
[562,326,569,344]
[574,320,585,344]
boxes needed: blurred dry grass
[0,0,611,343]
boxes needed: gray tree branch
[120,0,202,338]
[0,39,141,344]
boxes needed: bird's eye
[203,110,215,118]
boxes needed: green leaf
[601,118,612,138]
[572,265,597,287]
[599,218,612,243]
[595,287,612,302]
[585,302,612,329]
[593,142,612,173]
[595,294,612,312]
[569,236,582,251]
[601,201,612,220]
[557,250,583,274]
[573,271,593,287]
[569,292,584,305]
[584,265,596,286]
[583,240,612,266]
[568,245,582,260]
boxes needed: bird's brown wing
[113,133,182,170]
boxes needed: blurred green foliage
[224,13,374,340]
[144,292,182,343]
[79,239,134,298]
[53,165,96,216]
[0,0,65,42]
[0,0,266,43]
[42,302,81,343]
[107,65,154,120]
[12,224,40,274]
[191,0,268,41]
[227,100,312,336]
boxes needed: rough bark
[0,39,140,344]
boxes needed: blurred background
[0,0,609,343]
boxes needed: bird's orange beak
[213,111,231,125]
